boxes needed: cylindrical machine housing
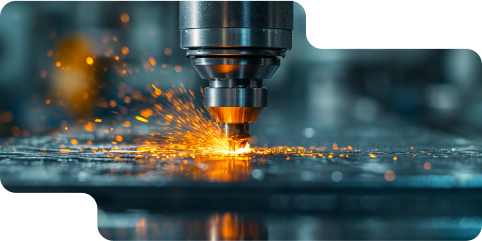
[180,1,293,49]
[180,1,293,80]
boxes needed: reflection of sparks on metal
[210,212,262,240]
[135,217,146,240]
[99,212,268,240]
[218,213,262,240]
[184,156,257,182]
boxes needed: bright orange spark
[148,57,156,66]
[136,116,148,123]
[84,122,94,131]
[86,57,94,65]
[140,109,153,118]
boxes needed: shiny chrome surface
[209,79,262,88]
[207,107,266,123]
[180,28,292,49]
[204,88,267,107]
[192,57,279,80]
[186,49,286,58]
[179,1,293,30]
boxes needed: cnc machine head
[179,1,293,150]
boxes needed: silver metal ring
[192,57,279,80]
[209,79,262,88]
[204,87,267,107]
[186,49,286,58]
[180,28,292,50]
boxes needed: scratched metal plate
[1,126,482,240]
[1,126,481,188]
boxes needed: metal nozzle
[223,123,249,137]
[223,123,250,151]
[204,80,265,151]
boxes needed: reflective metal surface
[2,126,481,189]
[180,28,292,49]
[98,212,269,240]
[209,79,263,88]
[186,49,286,58]
[179,1,293,30]
[204,88,267,107]
[223,123,249,136]
[191,57,279,80]
[1,126,482,239]
[207,107,266,123]
[97,211,481,240]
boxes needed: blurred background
[0,1,481,141]
[1,2,482,240]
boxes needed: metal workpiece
[204,87,267,107]
[179,1,293,30]
[180,28,292,49]
[5,127,482,240]
[192,57,280,80]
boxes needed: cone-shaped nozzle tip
[223,123,250,151]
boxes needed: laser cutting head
[179,1,293,150]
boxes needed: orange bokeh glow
[120,13,130,23]
[385,170,396,181]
